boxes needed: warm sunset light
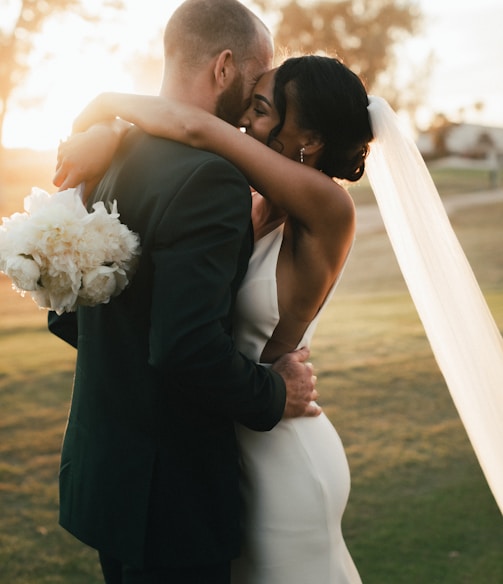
[2,1,180,151]
[4,35,136,151]
[2,3,503,582]
[2,0,503,151]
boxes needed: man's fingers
[292,346,310,362]
[305,403,322,417]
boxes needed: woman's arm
[60,92,355,244]
[57,92,355,352]
[53,118,131,200]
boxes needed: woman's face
[239,69,303,161]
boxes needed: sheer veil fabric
[366,96,503,514]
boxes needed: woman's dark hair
[269,55,374,181]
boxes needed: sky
[407,0,503,128]
[2,0,503,150]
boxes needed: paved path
[355,188,503,235]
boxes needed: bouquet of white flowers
[0,185,141,314]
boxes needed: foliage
[0,0,429,149]
[253,0,424,114]
[427,113,459,158]
[128,1,426,118]
[0,0,124,149]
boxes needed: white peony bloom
[37,286,79,315]
[111,266,129,297]
[5,255,41,291]
[79,265,120,306]
[30,287,52,310]
[0,186,141,312]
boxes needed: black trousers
[99,552,231,584]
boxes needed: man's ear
[213,49,237,90]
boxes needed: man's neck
[159,62,217,114]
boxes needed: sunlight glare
[3,0,503,151]
[3,2,178,151]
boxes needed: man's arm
[148,157,316,430]
[48,311,78,349]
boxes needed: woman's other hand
[53,120,127,203]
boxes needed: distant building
[417,122,503,187]
[417,123,503,159]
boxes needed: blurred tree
[113,0,427,128]
[429,112,457,158]
[251,0,424,117]
[0,0,124,151]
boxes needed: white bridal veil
[366,96,503,514]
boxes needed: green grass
[313,291,503,583]
[349,165,502,205]
[1,151,502,582]
[0,283,102,583]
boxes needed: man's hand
[271,347,322,418]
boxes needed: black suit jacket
[49,129,286,568]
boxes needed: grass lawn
[1,150,502,582]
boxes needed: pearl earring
[300,147,305,163]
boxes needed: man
[49,1,319,583]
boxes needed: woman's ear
[213,49,237,91]
[302,131,324,157]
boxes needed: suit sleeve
[48,311,78,349]
[148,157,286,431]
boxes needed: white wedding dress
[231,225,362,584]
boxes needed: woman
[55,55,370,583]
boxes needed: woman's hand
[71,92,118,134]
[53,120,128,203]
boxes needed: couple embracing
[50,0,377,582]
